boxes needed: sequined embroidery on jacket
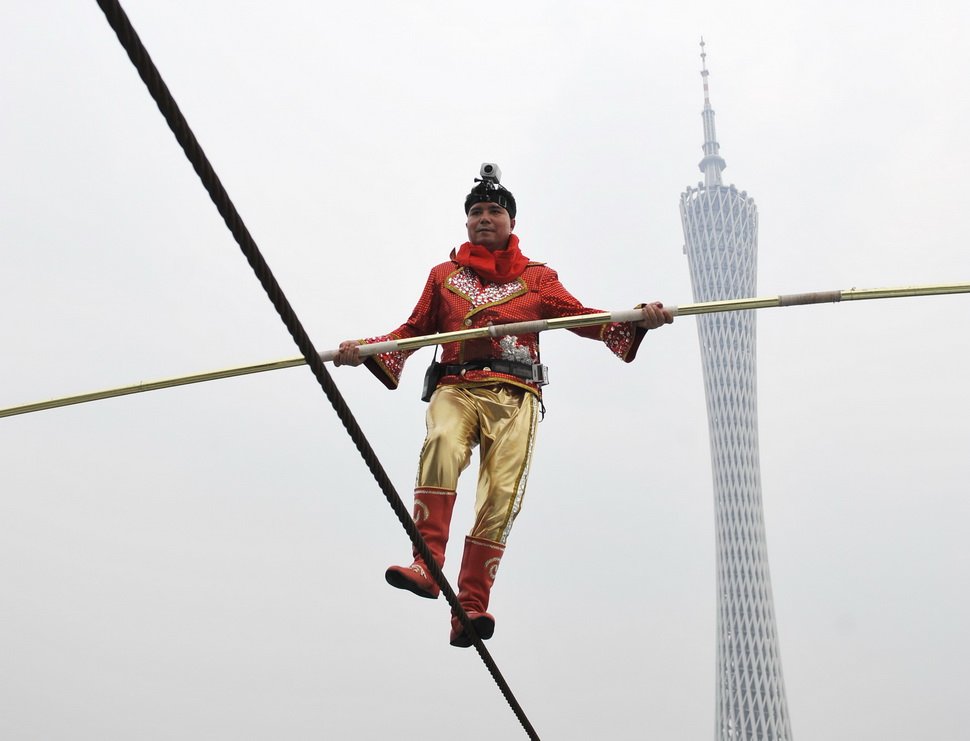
[360,333,410,382]
[446,267,526,309]
[499,335,535,364]
[601,322,635,359]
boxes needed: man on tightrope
[333,164,673,647]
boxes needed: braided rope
[92,2,539,737]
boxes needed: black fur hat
[464,178,516,218]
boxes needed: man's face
[465,200,515,252]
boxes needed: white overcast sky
[2,1,968,739]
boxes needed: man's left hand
[638,301,674,330]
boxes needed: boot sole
[450,614,495,648]
[385,567,439,599]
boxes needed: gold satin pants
[416,384,539,544]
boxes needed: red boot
[385,488,457,599]
[449,536,505,648]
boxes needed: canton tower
[679,40,793,740]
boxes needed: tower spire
[698,37,727,187]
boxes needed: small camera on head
[480,162,502,183]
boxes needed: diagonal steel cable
[92,1,540,737]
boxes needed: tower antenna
[698,37,727,187]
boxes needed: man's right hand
[333,340,363,367]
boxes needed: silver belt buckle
[531,364,549,386]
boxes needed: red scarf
[454,233,529,283]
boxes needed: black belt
[421,358,550,404]
[442,359,548,385]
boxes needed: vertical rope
[92,1,539,737]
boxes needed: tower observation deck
[679,40,793,740]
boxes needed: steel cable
[92,1,540,737]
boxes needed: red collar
[453,234,529,283]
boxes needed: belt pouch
[421,360,444,402]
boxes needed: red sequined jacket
[361,253,646,396]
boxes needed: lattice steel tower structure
[679,40,793,740]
